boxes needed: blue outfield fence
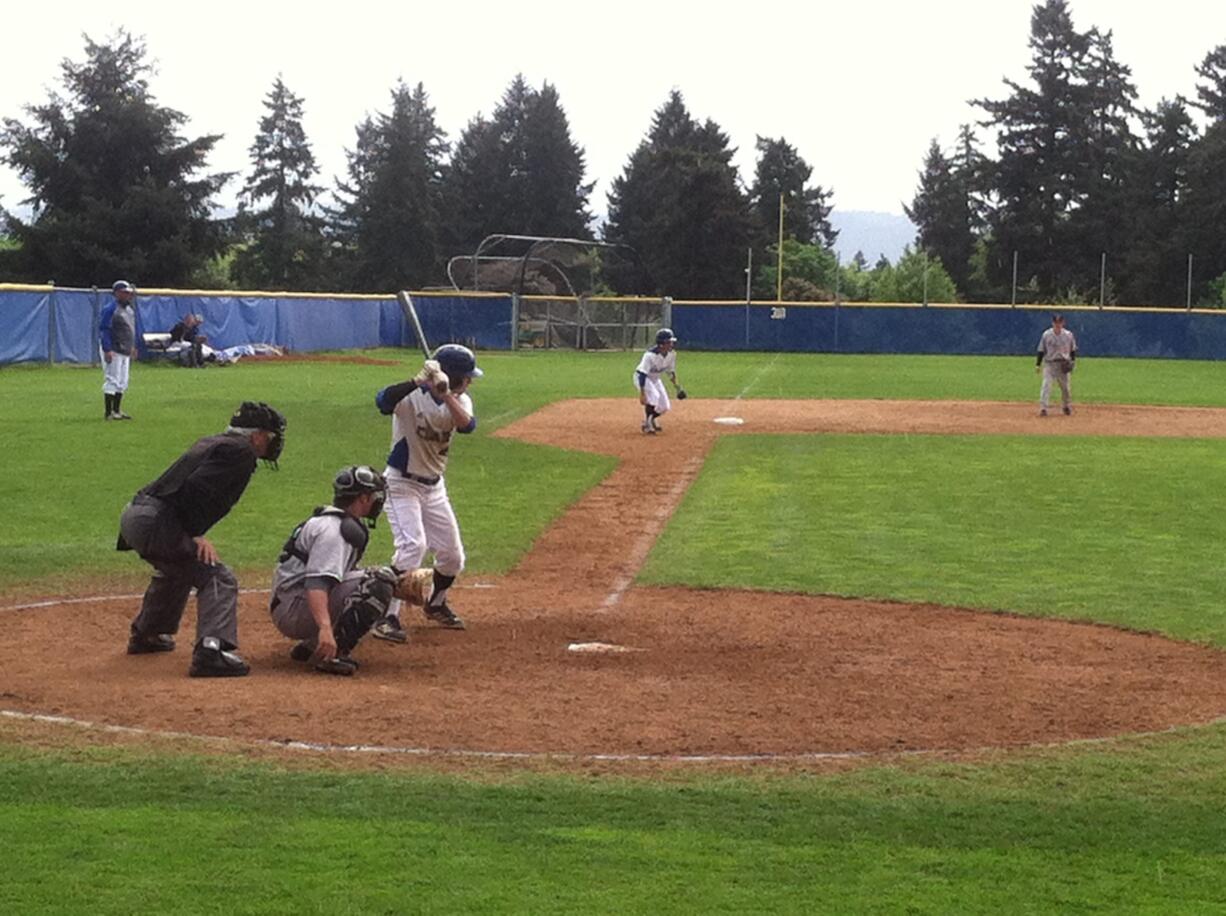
[0,287,515,365]
[670,301,1226,360]
[4,286,1226,363]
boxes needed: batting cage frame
[446,234,667,351]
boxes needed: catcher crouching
[269,465,433,676]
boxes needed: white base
[567,642,640,654]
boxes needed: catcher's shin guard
[335,570,395,654]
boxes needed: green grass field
[3,350,1226,912]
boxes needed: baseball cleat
[114,411,133,420]
[371,615,409,643]
[651,418,663,432]
[641,420,653,434]
[1038,409,1048,417]
[1063,406,1072,415]
[188,637,250,677]
[425,603,466,629]
[289,641,314,662]
[127,631,176,654]
[313,656,358,676]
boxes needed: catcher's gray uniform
[269,506,393,656]
[1036,324,1077,414]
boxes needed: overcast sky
[1,0,1223,222]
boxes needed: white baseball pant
[102,350,131,395]
[383,474,465,618]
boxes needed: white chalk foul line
[4,707,1224,765]
[600,455,706,610]
[0,588,272,613]
[733,352,781,402]
[0,583,494,614]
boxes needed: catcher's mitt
[390,567,434,606]
[413,359,449,396]
[676,387,688,400]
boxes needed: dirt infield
[5,399,1226,764]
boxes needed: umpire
[118,401,287,677]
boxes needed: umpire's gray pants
[1040,362,1072,410]
[119,496,239,649]
[270,573,366,643]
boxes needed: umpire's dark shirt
[137,433,258,536]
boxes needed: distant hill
[829,211,917,265]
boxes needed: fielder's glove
[387,566,434,606]
[676,388,688,400]
[1059,358,1075,374]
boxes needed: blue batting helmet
[433,344,483,385]
[656,328,677,344]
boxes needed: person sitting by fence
[169,314,208,367]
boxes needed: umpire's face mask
[262,429,285,469]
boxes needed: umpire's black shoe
[424,603,466,630]
[127,631,176,654]
[289,641,314,662]
[313,656,359,677]
[188,637,250,678]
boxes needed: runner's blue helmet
[656,328,677,344]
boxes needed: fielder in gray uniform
[118,401,286,677]
[269,466,406,676]
[1035,313,1078,416]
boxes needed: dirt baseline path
[5,399,1226,763]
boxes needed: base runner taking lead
[634,328,686,434]
[370,344,483,643]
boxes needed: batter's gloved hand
[676,388,688,400]
[413,359,449,396]
[387,566,434,606]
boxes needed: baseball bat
[396,290,432,361]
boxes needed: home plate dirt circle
[5,398,1226,763]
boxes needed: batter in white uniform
[634,328,684,434]
[371,344,483,641]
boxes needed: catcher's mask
[333,465,387,526]
[432,343,483,389]
[230,400,287,469]
[656,328,677,345]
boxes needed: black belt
[401,472,440,486]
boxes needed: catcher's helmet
[656,328,677,344]
[229,401,287,467]
[333,465,387,521]
[433,344,483,386]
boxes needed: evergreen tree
[1065,26,1139,294]
[1182,121,1226,304]
[1185,45,1226,301]
[521,83,593,239]
[231,77,323,290]
[0,31,229,286]
[749,136,836,249]
[905,125,988,299]
[329,81,447,292]
[1193,44,1226,121]
[1117,98,1197,305]
[441,75,592,252]
[976,0,1140,299]
[604,91,752,298]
